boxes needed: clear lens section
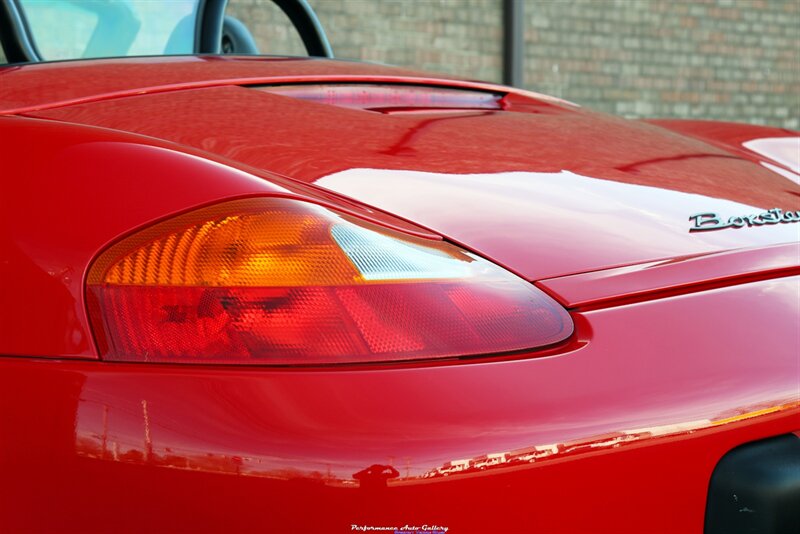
[331,223,472,281]
[87,198,573,365]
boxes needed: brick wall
[228,0,503,83]
[227,0,308,56]
[314,0,503,84]
[524,0,799,129]
[228,0,799,129]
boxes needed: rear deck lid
[17,58,800,281]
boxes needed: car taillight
[87,198,572,365]
[257,84,503,112]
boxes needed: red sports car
[0,1,798,533]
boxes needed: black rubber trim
[0,0,41,63]
[221,15,259,54]
[196,0,227,54]
[273,0,333,58]
[705,433,800,534]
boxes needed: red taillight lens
[87,198,572,365]
[258,84,503,112]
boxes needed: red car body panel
[20,70,797,283]
[1,278,798,533]
[0,56,570,115]
[538,242,800,309]
[1,57,798,533]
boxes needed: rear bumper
[1,276,798,533]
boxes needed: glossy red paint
[1,56,799,533]
[0,115,439,358]
[25,71,799,281]
[647,119,799,170]
[538,242,800,310]
[0,56,570,115]
[1,278,798,533]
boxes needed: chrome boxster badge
[689,208,800,232]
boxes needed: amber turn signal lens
[87,198,573,365]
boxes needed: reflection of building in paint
[425,459,472,478]
[74,388,798,486]
[508,443,559,464]
[421,419,723,479]
[712,400,790,425]
[560,431,639,454]
[624,419,711,439]
[474,452,509,470]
